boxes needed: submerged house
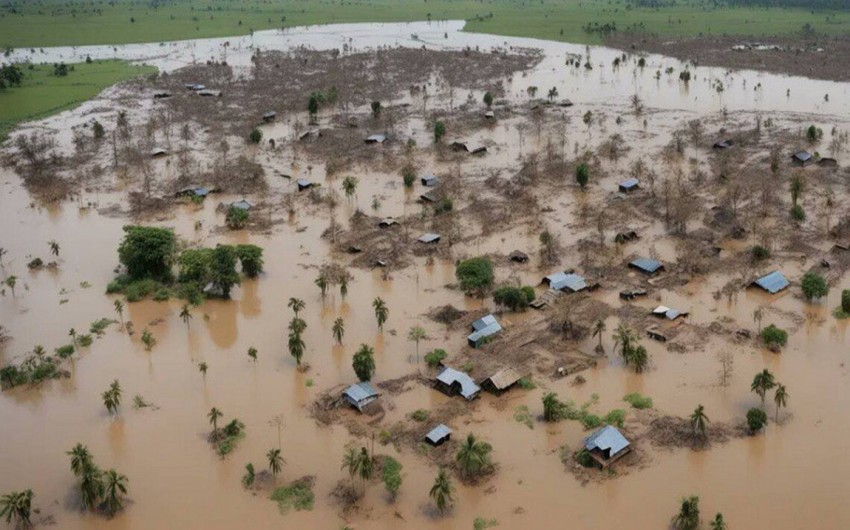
[296,179,314,191]
[712,139,734,150]
[153,91,172,99]
[421,175,439,187]
[378,218,399,228]
[418,233,441,244]
[230,199,254,211]
[150,147,168,157]
[583,425,631,468]
[365,134,388,144]
[618,178,640,193]
[651,305,688,321]
[197,89,222,97]
[342,382,380,412]
[425,424,453,446]
[792,151,813,166]
[419,189,442,203]
[509,250,529,263]
[175,186,213,199]
[480,367,522,394]
[435,367,481,400]
[543,272,588,293]
[629,258,664,275]
[467,314,502,348]
[751,271,789,294]
[262,111,277,123]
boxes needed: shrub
[124,279,161,302]
[410,409,429,422]
[455,257,494,296]
[623,392,653,409]
[521,286,536,303]
[93,121,105,139]
[761,324,788,348]
[401,165,416,187]
[371,100,382,118]
[746,407,768,433]
[806,124,823,143]
[433,120,446,142]
[153,288,170,302]
[380,456,402,500]
[236,244,264,277]
[517,377,536,390]
[226,206,249,229]
[790,204,805,221]
[493,285,532,311]
[576,163,589,188]
[433,197,453,214]
[483,91,494,108]
[424,348,447,368]
[603,409,626,428]
[801,271,828,300]
[751,245,770,261]
[575,449,594,468]
[248,128,263,144]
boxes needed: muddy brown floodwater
[2,21,850,530]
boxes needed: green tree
[592,319,606,352]
[547,86,559,101]
[760,324,788,349]
[341,447,361,488]
[747,407,768,433]
[267,448,283,483]
[408,326,427,361]
[576,163,590,189]
[247,346,258,363]
[690,404,708,438]
[103,379,122,415]
[79,464,105,511]
[315,274,328,299]
[493,285,533,311]
[629,345,649,373]
[455,434,492,479]
[801,272,828,300]
[455,257,494,296]
[357,447,373,489]
[208,407,223,435]
[198,362,208,377]
[141,329,155,351]
[429,467,453,515]
[103,469,128,515]
[542,392,566,422]
[235,244,264,277]
[434,120,446,143]
[68,444,93,478]
[352,344,376,382]
[612,324,637,362]
[671,496,700,530]
[342,176,358,203]
[287,297,305,317]
[373,297,388,330]
[117,226,176,280]
[5,275,17,296]
[774,384,789,422]
[288,331,306,366]
[371,100,382,118]
[48,240,60,256]
[0,489,33,528]
[751,369,776,405]
[789,174,804,207]
[483,91,494,108]
[248,128,262,144]
[332,317,345,345]
[710,513,727,530]
[308,95,319,122]
[225,205,249,229]
[242,463,255,488]
[180,304,192,327]
[381,456,403,501]
[114,299,124,328]
[210,244,240,298]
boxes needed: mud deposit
[2,21,850,530]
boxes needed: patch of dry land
[2,26,850,530]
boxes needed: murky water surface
[2,21,850,530]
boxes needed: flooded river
[2,21,850,530]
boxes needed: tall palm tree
[102,469,128,515]
[373,297,388,330]
[591,319,606,353]
[774,384,789,422]
[342,176,358,204]
[267,448,283,482]
[180,304,192,328]
[455,434,492,479]
[198,362,208,377]
[612,323,636,362]
[314,275,328,299]
[109,380,122,406]
[102,389,118,415]
[288,317,307,336]
[0,489,33,528]
[287,298,305,317]
[288,332,305,366]
[341,447,361,489]
[340,276,349,300]
[751,369,776,405]
[710,513,727,530]
[752,307,764,333]
[356,447,373,493]
[48,240,60,256]
[630,345,649,373]
[352,344,376,382]
[429,467,453,516]
[690,405,709,438]
[332,318,345,345]
[247,347,258,363]
[67,444,93,477]
[408,326,427,361]
[114,300,124,329]
[671,495,700,530]
[208,407,223,435]
[79,464,104,511]
[69,328,77,347]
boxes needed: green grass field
[0,60,156,142]
[0,0,848,48]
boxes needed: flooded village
[2,20,850,530]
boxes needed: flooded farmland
[2,20,850,529]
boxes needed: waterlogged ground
[2,21,850,530]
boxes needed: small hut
[628,258,664,275]
[262,111,277,123]
[583,426,631,468]
[751,271,789,294]
[467,314,502,348]
[343,382,380,412]
[425,424,453,446]
[792,151,813,166]
[618,178,640,193]
[418,233,441,244]
[435,367,480,400]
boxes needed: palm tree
[591,319,606,353]
[68,443,93,477]
[751,369,776,405]
[342,176,358,204]
[429,467,453,516]
[690,405,709,438]
[242,463,256,488]
[789,174,804,207]
[114,300,124,329]
[373,297,388,330]
[352,344,376,382]
[341,447,361,488]
[774,384,789,422]
[198,362,208,377]
[288,332,305,366]
[5,275,17,296]
[612,323,637,362]
[247,347,257,363]
[102,469,128,515]
[287,297,305,317]
[542,392,564,422]
[0,489,33,528]
[288,317,307,336]
[267,448,283,482]
[103,389,118,415]
[356,447,373,492]
[180,304,192,328]
[630,345,649,373]
[340,276,349,300]
[208,407,223,435]
[48,240,60,256]
[455,434,492,479]
[710,513,727,530]
[110,380,121,405]
[69,328,78,347]
[671,495,700,530]
[79,465,104,511]
[752,307,764,333]
[408,326,427,361]
[315,275,328,299]
[332,317,345,345]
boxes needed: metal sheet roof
[366,134,387,143]
[425,424,452,443]
[630,258,663,274]
[418,233,441,243]
[794,151,812,162]
[230,199,253,210]
[436,367,480,400]
[421,175,439,186]
[343,382,379,403]
[652,305,685,320]
[296,179,313,188]
[472,314,498,331]
[546,272,587,292]
[584,425,630,456]
[753,271,789,294]
[619,178,639,189]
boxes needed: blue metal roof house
[425,424,453,446]
[342,382,380,412]
[421,175,439,187]
[435,367,481,400]
[583,425,631,467]
[467,314,502,348]
[230,199,254,211]
[792,151,813,166]
[629,258,664,275]
[651,305,688,320]
[544,272,588,292]
[418,233,441,244]
[296,179,314,191]
[618,178,640,192]
[751,271,789,294]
